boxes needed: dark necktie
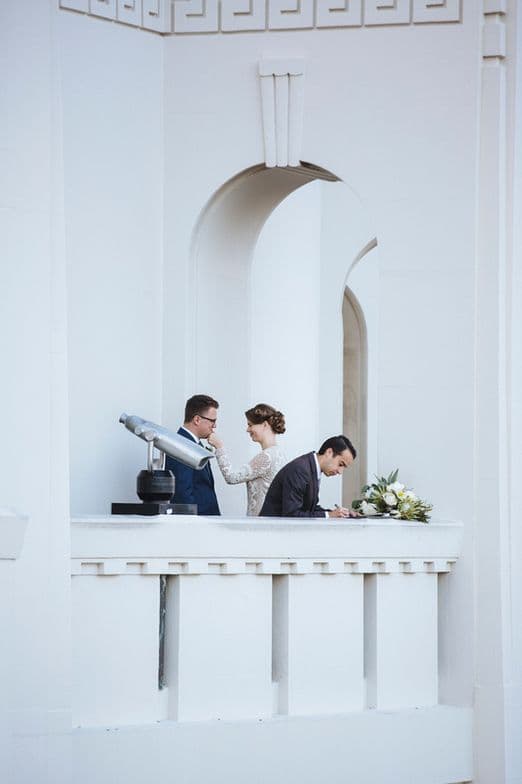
[199,441,212,480]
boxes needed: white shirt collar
[313,452,321,481]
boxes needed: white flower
[387,481,405,493]
[361,501,379,516]
[404,490,417,501]
[383,492,398,507]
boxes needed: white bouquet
[352,469,432,523]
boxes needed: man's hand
[329,505,361,518]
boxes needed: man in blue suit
[166,394,220,515]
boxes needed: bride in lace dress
[208,404,287,516]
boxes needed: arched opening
[191,163,377,515]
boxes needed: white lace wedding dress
[214,445,286,516]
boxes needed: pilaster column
[475,3,519,781]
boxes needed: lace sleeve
[214,448,272,485]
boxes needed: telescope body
[119,413,214,470]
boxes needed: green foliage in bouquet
[352,469,433,523]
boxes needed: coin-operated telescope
[111,413,215,516]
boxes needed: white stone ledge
[72,705,473,784]
[71,515,463,575]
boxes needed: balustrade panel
[164,574,272,721]
[72,574,161,726]
[365,572,438,709]
[273,573,364,715]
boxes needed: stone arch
[191,163,377,514]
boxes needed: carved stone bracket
[259,58,305,168]
[483,0,507,60]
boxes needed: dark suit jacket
[259,452,328,518]
[165,427,220,516]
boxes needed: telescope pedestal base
[111,502,197,516]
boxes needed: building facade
[1,1,521,782]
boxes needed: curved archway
[191,163,377,515]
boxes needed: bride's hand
[207,432,223,449]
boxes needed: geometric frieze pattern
[60,0,172,32]
[71,556,457,575]
[59,0,461,34]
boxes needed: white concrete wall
[0,512,27,779]
[251,182,322,458]
[1,2,71,782]
[59,12,164,515]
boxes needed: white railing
[70,516,462,728]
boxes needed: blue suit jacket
[165,427,220,516]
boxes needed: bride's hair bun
[268,410,286,434]
[245,403,286,434]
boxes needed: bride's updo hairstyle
[245,403,286,435]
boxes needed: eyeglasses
[199,415,217,424]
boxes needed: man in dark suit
[166,394,220,515]
[259,435,358,518]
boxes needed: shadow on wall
[190,162,379,516]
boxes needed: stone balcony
[70,515,472,784]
